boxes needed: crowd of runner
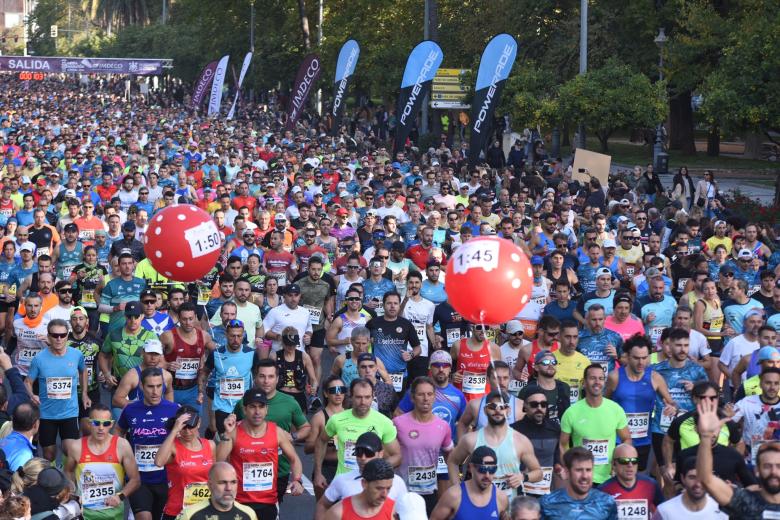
[0,74,777,520]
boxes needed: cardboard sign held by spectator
[572,149,611,186]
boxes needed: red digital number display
[18,72,45,80]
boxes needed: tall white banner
[208,55,230,117]
[227,52,253,120]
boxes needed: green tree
[557,59,666,152]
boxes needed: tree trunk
[743,131,762,159]
[668,91,696,155]
[297,0,311,51]
[562,122,570,147]
[707,124,720,157]
[597,132,610,152]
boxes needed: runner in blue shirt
[116,366,179,520]
[634,275,678,346]
[540,447,618,519]
[577,305,623,374]
[420,261,447,304]
[26,318,88,462]
[575,267,616,322]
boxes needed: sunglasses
[58,288,73,294]
[142,300,156,305]
[49,332,68,339]
[616,457,640,465]
[327,385,348,394]
[227,319,245,328]
[485,403,510,411]
[536,358,558,366]
[431,362,451,369]
[723,273,735,277]
[346,296,362,302]
[90,419,114,427]
[527,401,548,409]
[355,447,376,458]
[377,256,389,260]
[475,464,498,474]
[509,331,524,336]
[545,331,559,336]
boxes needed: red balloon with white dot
[445,236,533,325]
[143,204,222,282]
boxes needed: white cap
[21,176,31,184]
[395,492,427,520]
[290,186,302,194]
[506,320,524,334]
[144,340,163,355]
[738,248,754,259]
[602,238,617,248]
[19,242,35,253]
[596,267,613,278]
[64,189,77,199]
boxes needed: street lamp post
[653,28,668,172]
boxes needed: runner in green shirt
[560,363,632,485]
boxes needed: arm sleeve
[407,322,421,348]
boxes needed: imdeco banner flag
[227,52,254,120]
[331,40,360,133]
[286,54,322,129]
[208,55,230,117]
[393,40,443,153]
[191,60,218,109]
[468,33,518,166]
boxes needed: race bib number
[569,385,580,403]
[135,444,160,472]
[677,278,689,293]
[626,412,650,439]
[82,481,115,509]
[17,347,38,367]
[197,285,211,306]
[532,295,547,307]
[304,304,322,325]
[508,379,526,393]
[61,264,75,279]
[219,377,245,400]
[659,411,679,432]
[451,240,500,274]
[36,247,49,258]
[710,315,724,332]
[583,438,609,465]
[390,373,404,393]
[46,377,73,399]
[493,475,514,497]
[184,221,221,259]
[616,499,648,520]
[271,272,287,287]
[176,358,200,380]
[344,440,357,470]
[762,511,780,519]
[446,328,461,344]
[626,265,636,277]
[82,289,96,306]
[649,326,665,344]
[242,462,274,491]
[414,323,426,343]
[437,455,447,474]
[462,372,487,394]
[408,465,437,494]
[183,482,211,505]
[523,467,553,496]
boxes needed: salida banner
[286,54,322,130]
[468,33,518,167]
[331,40,360,133]
[393,40,443,154]
[0,56,165,75]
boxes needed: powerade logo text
[399,50,440,125]
[473,43,515,134]
[291,58,321,121]
[332,48,358,117]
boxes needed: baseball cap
[372,230,386,239]
[63,223,78,233]
[242,229,255,237]
[290,186,302,194]
[719,264,735,275]
[758,346,780,362]
[534,350,556,364]
[531,255,544,266]
[738,248,754,259]
[242,388,269,406]
[37,467,68,496]
[596,267,613,278]
[617,216,629,223]
[122,220,136,231]
[285,283,301,294]
[603,238,617,248]
[64,189,77,199]
[355,431,383,452]
[620,198,631,206]
[395,493,427,520]
[19,242,35,253]
[357,352,376,364]
[366,209,378,217]
[144,339,163,355]
[506,320,524,334]
[274,213,287,222]
[336,208,349,216]
[70,305,88,317]
[140,289,157,300]
[282,331,301,347]
[20,175,31,184]
[94,229,107,237]
[645,267,662,279]
[124,301,143,316]
[430,350,453,366]
[470,445,497,465]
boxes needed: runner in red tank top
[156,406,216,518]
[216,389,304,520]
[160,302,216,409]
[324,458,398,520]
[450,324,502,402]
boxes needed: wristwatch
[117,492,126,501]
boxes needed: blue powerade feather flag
[331,40,360,134]
[393,40,444,153]
[468,33,518,167]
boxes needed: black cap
[357,352,376,364]
[361,458,395,482]
[242,388,269,406]
[37,467,67,496]
[122,220,136,231]
[140,289,157,300]
[469,446,497,465]
[391,240,406,252]
[124,301,142,316]
[355,431,383,452]
[285,283,301,295]
[63,223,78,233]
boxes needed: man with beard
[539,447,617,518]
[447,390,542,498]
[323,459,398,520]
[559,364,631,486]
[697,395,780,518]
[511,386,561,497]
[68,306,102,433]
[230,229,264,265]
[656,456,727,518]
[431,446,509,520]
[401,271,436,381]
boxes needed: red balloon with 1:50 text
[143,204,222,282]
[445,236,533,325]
